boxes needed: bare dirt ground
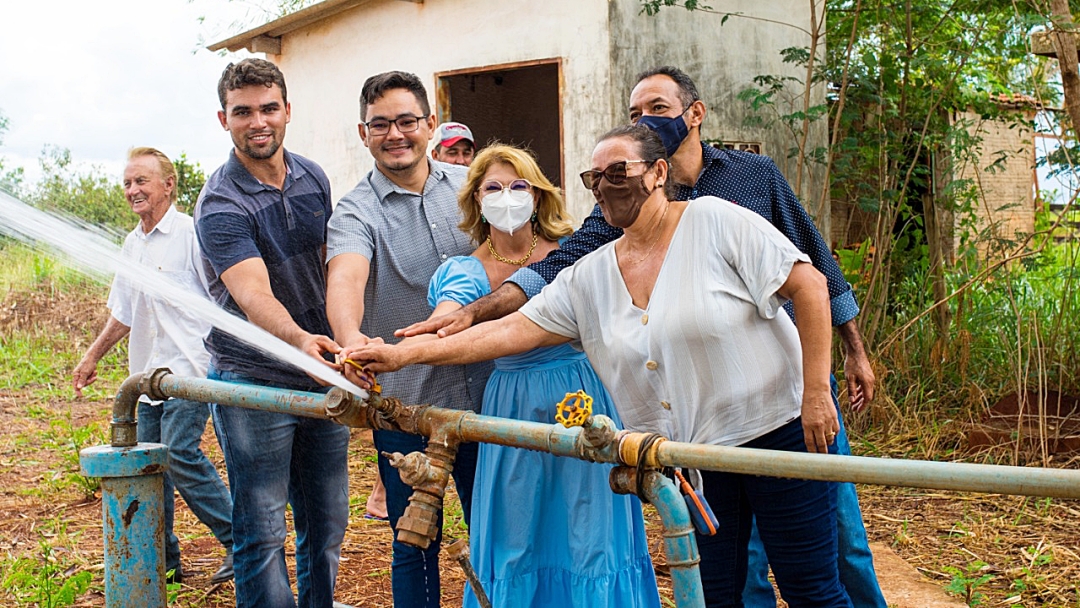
[2,285,1078,607]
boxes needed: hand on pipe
[297,333,343,386]
[348,341,412,375]
[338,336,385,388]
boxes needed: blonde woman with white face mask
[397,144,661,608]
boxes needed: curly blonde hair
[458,144,573,245]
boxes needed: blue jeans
[696,418,851,608]
[374,429,478,608]
[209,368,350,608]
[743,378,886,608]
[136,397,233,573]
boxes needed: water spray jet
[0,190,369,399]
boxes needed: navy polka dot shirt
[509,143,859,327]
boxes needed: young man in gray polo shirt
[195,58,349,608]
[326,71,490,608]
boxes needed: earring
[481,215,487,224]
[531,212,537,222]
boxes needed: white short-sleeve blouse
[520,197,811,446]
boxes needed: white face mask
[481,189,534,236]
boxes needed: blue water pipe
[79,442,168,607]
[80,369,1080,608]
[610,467,705,608]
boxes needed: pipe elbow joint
[111,370,170,447]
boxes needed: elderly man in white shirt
[73,147,234,586]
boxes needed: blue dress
[429,256,660,608]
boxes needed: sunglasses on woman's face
[579,159,653,190]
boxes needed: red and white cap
[434,122,474,148]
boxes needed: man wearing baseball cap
[431,121,475,166]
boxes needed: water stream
[0,190,367,399]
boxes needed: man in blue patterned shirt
[627,65,885,608]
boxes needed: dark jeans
[743,376,885,607]
[209,368,350,608]
[696,417,852,608]
[374,429,478,608]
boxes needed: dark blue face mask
[637,112,690,157]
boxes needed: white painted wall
[260,0,820,228]
[270,0,612,223]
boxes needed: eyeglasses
[479,179,533,195]
[579,160,653,190]
[364,115,425,136]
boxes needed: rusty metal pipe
[110,371,153,447]
[642,471,705,608]
[426,410,622,461]
[653,442,1080,500]
[81,443,169,607]
[386,425,461,550]
[98,371,1080,608]
[147,370,333,419]
[446,539,492,608]
[128,371,1080,500]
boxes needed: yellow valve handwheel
[555,390,593,428]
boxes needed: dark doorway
[436,59,563,187]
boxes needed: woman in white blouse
[352,125,851,608]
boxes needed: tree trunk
[924,145,952,339]
[1050,0,1080,136]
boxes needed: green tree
[645,1,1080,464]
[173,153,207,215]
[26,146,129,235]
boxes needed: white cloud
[0,0,257,183]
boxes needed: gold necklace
[487,232,539,266]
[621,202,670,265]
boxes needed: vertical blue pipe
[80,443,168,608]
[641,471,705,608]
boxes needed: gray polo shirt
[327,160,489,412]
